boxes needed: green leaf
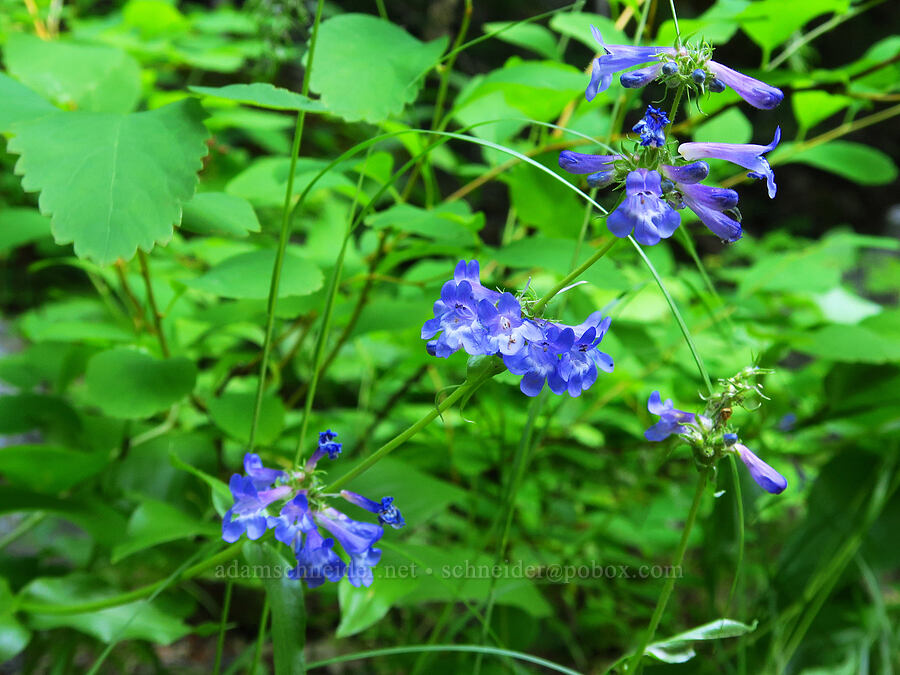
[23,574,192,644]
[365,202,482,243]
[112,498,219,563]
[795,323,900,364]
[0,207,52,253]
[189,83,327,112]
[549,12,627,48]
[189,249,323,299]
[168,448,233,517]
[225,156,353,207]
[692,108,752,145]
[85,348,197,419]
[792,91,856,130]
[737,0,849,52]
[310,13,448,123]
[482,21,559,60]
[0,73,58,131]
[0,445,109,493]
[337,576,416,638]
[645,619,757,663]
[7,99,210,264]
[0,579,30,662]
[242,543,305,675]
[655,0,749,45]
[180,192,261,238]
[207,391,285,445]
[779,141,898,186]
[4,33,142,113]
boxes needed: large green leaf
[482,21,559,60]
[737,0,849,51]
[0,73,58,131]
[207,391,285,445]
[225,156,353,207]
[779,141,898,186]
[4,33,142,113]
[112,498,219,563]
[309,13,448,123]
[188,249,323,299]
[0,445,109,493]
[189,83,327,112]
[7,99,210,264]
[549,12,627,48]
[180,192,261,238]
[85,348,198,419]
[337,576,417,638]
[22,574,192,644]
[242,543,305,675]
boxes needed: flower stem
[627,468,709,674]
[248,0,325,451]
[137,250,170,358]
[530,237,619,316]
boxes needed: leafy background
[0,0,898,673]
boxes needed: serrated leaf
[779,141,898,185]
[7,99,210,264]
[5,33,142,113]
[0,73,58,131]
[189,249,323,299]
[180,192,261,238]
[310,13,448,123]
[85,349,197,419]
[190,83,327,111]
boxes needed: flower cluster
[642,368,788,495]
[560,27,784,245]
[222,431,405,588]
[422,260,614,397]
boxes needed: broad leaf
[0,444,109,493]
[112,498,219,563]
[7,99,210,264]
[482,21,559,60]
[779,141,898,186]
[207,391,285,445]
[189,249,323,299]
[337,577,416,638]
[4,33,142,113]
[310,13,448,123]
[181,192,261,238]
[85,348,197,419]
[190,83,327,111]
[0,73,58,131]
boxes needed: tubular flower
[504,323,575,397]
[644,391,695,441]
[631,106,670,148]
[556,318,614,397]
[678,181,743,243]
[586,26,672,100]
[478,292,544,356]
[421,279,488,358]
[733,442,788,494]
[678,127,781,198]
[707,61,784,110]
[221,433,405,589]
[607,169,681,246]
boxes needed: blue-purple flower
[678,128,781,198]
[707,61,784,110]
[644,391,695,441]
[288,528,346,588]
[632,106,670,148]
[305,429,343,471]
[478,292,543,356]
[556,317,614,397]
[221,473,291,543]
[733,442,788,494]
[504,322,575,397]
[341,491,406,529]
[607,169,681,246]
[558,150,621,188]
[421,279,489,358]
[586,26,672,100]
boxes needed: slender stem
[668,0,681,43]
[248,0,325,452]
[249,597,270,675]
[138,250,170,358]
[17,542,242,615]
[374,0,387,20]
[0,512,45,551]
[432,0,472,132]
[723,455,745,614]
[213,580,233,675]
[530,237,619,316]
[627,469,709,674]
[114,261,145,330]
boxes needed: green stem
[17,542,242,615]
[530,237,619,316]
[137,250,170,358]
[0,512,45,551]
[213,580,233,675]
[248,0,325,451]
[249,597,270,675]
[627,469,709,674]
[668,0,681,44]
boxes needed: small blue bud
[724,433,739,446]
[660,178,675,193]
[708,77,726,93]
[691,69,706,84]
[661,62,678,77]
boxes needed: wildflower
[644,391,695,441]
[452,259,500,303]
[558,150,620,188]
[477,293,543,356]
[243,452,286,490]
[707,61,784,110]
[678,128,781,198]
[288,528,346,588]
[660,161,709,185]
[315,507,384,588]
[341,491,406,529]
[221,474,291,543]
[732,442,788,494]
[607,169,681,246]
[631,106,670,148]
[270,492,316,547]
[585,26,672,100]
[503,323,575,397]
[620,62,663,89]
[305,429,343,471]
[421,279,489,358]
[556,317,614,397]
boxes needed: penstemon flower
[678,128,782,198]
[221,433,405,588]
[644,391,696,441]
[725,434,788,494]
[607,169,682,246]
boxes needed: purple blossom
[556,317,614,397]
[347,547,382,588]
[679,184,743,243]
[586,26,672,100]
[288,528,346,588]
[421,279,490,358]
[607,169,681,246]
[478,293,543,356]
[734,442,788,494]
[341,491,406,529]
[558,150,620,174]
[678,127,781,198]
[305,429,343,471]
[504,323,575,397]
[269,492,316,547]
[631,106,670,148]
[243,453,286,490]
[660,161,710,185]
[707,61,784,110]
[221,475,291,543]
[621,62,663,88]
[315,506,384,555]
[644,391,695,441]
[453,259,500,303]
